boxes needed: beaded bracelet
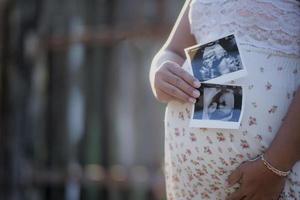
[260,154,291,177]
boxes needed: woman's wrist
[249,153,291,177]
[151,49,185,72]
[263,149,296,173]
[263,88,300,172]
[260,154,291,177]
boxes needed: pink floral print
[164,46,300,199]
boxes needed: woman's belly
[165,44,300,147]
[164,45,300,199]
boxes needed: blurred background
[0,0,184,199]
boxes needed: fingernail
[193,90,200,98]
[189,98,196,103]
[193,80,201,88]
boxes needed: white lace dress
[164,0,300,199]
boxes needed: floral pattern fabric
[164,1,300,199]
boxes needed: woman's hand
[226,158,286,200]
[153,60,201,103]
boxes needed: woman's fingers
[243,193,255,200]
[226,160,286,200]
[166,61,201,88]
[162,71,200,99]
[226,189,246,200]
[154,61,201,103]
[155,88,174,103]
[227,166,243,187]
[158,79,196,103]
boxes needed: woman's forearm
[264,86,300,171]
[149,0,196,95]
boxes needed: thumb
[227,166,243,187]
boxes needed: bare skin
[150,1,300,199]
[149,0,201,104]
[226,88,300,200]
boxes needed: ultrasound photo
[190,83,244,129]
[185,34,247,84]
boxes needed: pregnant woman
[149,0,300,199]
